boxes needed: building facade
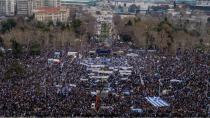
[16,0,29,16]
[43,0,61,7]
[7,0,16,16]
[60,0,97,6]
[33,7,70,23]
[0,0,16,16]
[31,0,44,10]
[0,0,7,16]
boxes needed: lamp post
[206,77,209,116]
[156,63,162,97]
[158,78,163,97]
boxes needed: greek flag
[145,97,169,107]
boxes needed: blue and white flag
[145,97,170,107]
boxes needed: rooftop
[61,0,97,3]
[33,7,65,14]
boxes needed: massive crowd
[0,48,209,117]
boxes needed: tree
[114,17,136,43]
[145,31,155,49]
[189,29,200,37]
[0,36,4,47]
[128,4,138,13]
[71,19,82,33]
[126,20,133,26]
[207,17,210,24]
[36,21,49,32]
[118,5,124,13]
[79,13,96,37]
[4,61,25,81]
[134,17,141,23]
[48,20,54,27]
[1,19,17,33]
[29,41,41,55]
[195,38,205,52]
[113,14,121,26]
[0,50,3,58]
[155,19,175,53]
[0,36,4,59]
[11,39,23,57]
[27,14,35,22]
[121,34,132,42]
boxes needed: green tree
[0,36,4,59]
[126,20,133,26]
[71,19,82,34]
[36,21,49,32]
[56,21,66,30]
[145,31,155,49]
[0,36,4,47]
[195,38,205,52]
[207,17,210,23]
[121,34,132,42]
[29,41,41,55]
[155,19,175,53]
[48,20,54,27]
[0,49,4,60]
[11,39,23,57]
[189,30,200,37]
[1,19,17,33]
[134,17,141,23]
[27,14,35,22]
[4,61,25,81]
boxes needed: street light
[158,79,162,96]
[156,63,162,97]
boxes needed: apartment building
[31,0,44,9]
[43,0,61,7]
[16,0,30,16]
[0,0,16,16]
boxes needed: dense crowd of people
[0,48,209,117]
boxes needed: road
[87,0,114,42]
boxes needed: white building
[0,0,6,16]
[7,0,15,16]
[0,0,16,16]
[31,0,44,9]
[33,7,70,23]
[16,0,30,16]
[43,0,61,7]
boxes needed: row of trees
[0,37,40,57]
[1,19,17,33]
[3,60,25,82]
[113,15,210,54]
[0,13,97,81]
[0,12,96,56]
